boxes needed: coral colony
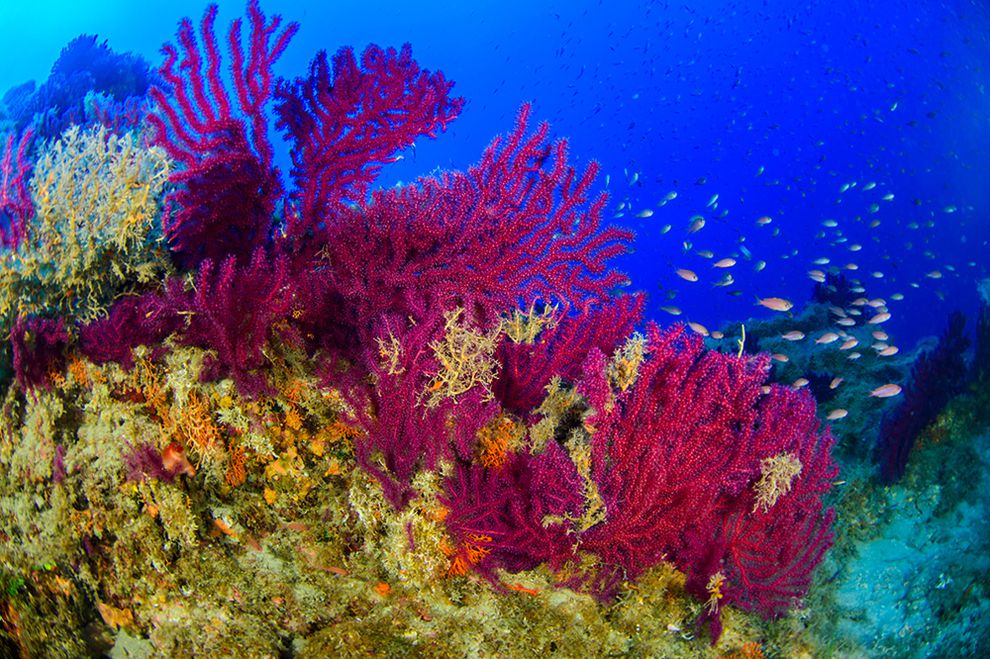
[0,0,839,652]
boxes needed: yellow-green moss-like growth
[424,308,501,407]
[0,125,172,327]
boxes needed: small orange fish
[829,377,843,389]
[781,331,805,341]
[660,305,682,316]
[687,216,706,233]
[839,338,859,350]
[868,312,891,324]
[756,296,793,312]
[676,268,699,282]
[815,332,840,344]
[687,321,709,337]
[835,318,856,327]
[712,258,736,268]
[847,351,862,360]
[826,409,848,420]
[792,377,809,388]
[770,353,790,363]
[878,345,899,356]
[870,383,902,398]
[872,330,889,340]
[756,216,773,225]
[710,330,725,339]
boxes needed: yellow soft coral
[752,452,802,512]
[424,308,500,407]
[0,124,172,327]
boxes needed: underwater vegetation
[13,1,967,656]
[874,311,970,484]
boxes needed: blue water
[1,0,988,343]
[0,0,990,344]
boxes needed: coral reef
[0,2,842,656]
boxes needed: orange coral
[444,532,492,577]
[284,406,303,431]
[476,414,520,468]
[719,641,765,659]
[67,354,90,387]
[180,391,222,452]
[225,446,247,487]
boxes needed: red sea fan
[342,312,499,508]
[875,311,970,483]
[319,103,633,344]
[575,323,836,639]
[78,293,183,370]
[148,0,297,267]
[0,128,34,249]
[274,43,464,241]
[167,250,295,397]
[441,442,585,579]
[494,293,644,415]
[442,322,836,642]
[11,315,69,393]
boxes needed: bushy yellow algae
[502,301,558,344]
[752,452,803,512]
[608,331,648,392]
[527,375,585,452]
[0,125,172,328]
[424,307,501,407]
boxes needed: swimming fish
[826,409,848,420]
[870,383,903,398]
[675,268,699,282]
[815,332,840,345]
[756,297,793,312]
[781,331,805,341]
[688,322,709,337]
[712,258,736,268]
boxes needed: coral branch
[148,0,297,267]
[275,43,463,234]
[874,311,970,483]
[318,103,633,350]
[0,129,34,249]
